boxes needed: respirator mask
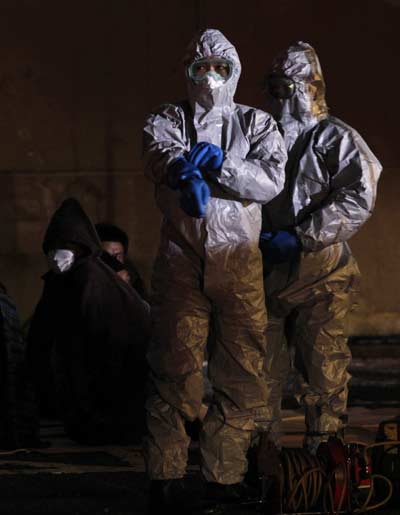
[47,249,75,274]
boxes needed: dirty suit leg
[200,246,272,484]
[144,237,211,480]
[264,247,360,451]
[293,269,358,452]
[263,312,291,447]
[262,261,295,448]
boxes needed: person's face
[266,74,296,100]
[187,57,232,82]
[101,241,125,263]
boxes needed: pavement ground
[0,406,399,514]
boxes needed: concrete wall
[0,0,398,330]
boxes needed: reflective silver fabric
[143,29,287,482]
[263,42,382,450]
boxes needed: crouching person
[27,198,150,444]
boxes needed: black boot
[147,478,192,514]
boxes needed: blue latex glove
[187,142,224,172]
[259,230,302,264]
[180,178,210,218]
[167,157,202,190]
[260,232,273,243]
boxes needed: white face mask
[201,71,226,90]
[47,249,75,273]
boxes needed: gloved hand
[187,142,224,172]
[259,230,302,264]
[167,157,202,190]
[180,178,210,218]
[259,232,273,244]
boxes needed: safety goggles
[187,58,233,82]
[266,74,296,99]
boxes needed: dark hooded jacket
[27,198,150,444]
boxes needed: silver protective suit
[143,29,287,483]
[262,42,382,452]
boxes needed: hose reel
[254,435,396,514]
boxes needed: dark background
[0,0,398,332]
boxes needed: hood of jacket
[184,28,241,116]
[266,41,328,145]
[42,198,101,256]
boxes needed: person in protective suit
[261,42,382,453]
[27,198,150,444]
[143,29,287,511]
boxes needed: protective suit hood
[267,41,328,138]
[184,29,241,114]
[42,198,101,256]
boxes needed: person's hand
[180,178,210,218]
[259,232,273,243]
[167,157,202,189]
[117,269,131,284]
[188,142,224,172]
[259,230,302,264]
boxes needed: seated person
[27,198,150,444]
[95,222,147,300]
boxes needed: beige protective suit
[262,42,382,452]
[143,29,287,483]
